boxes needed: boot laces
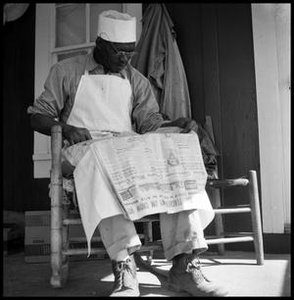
[113,258,135,290]
[186,257,210,283]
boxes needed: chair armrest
[50,125,63,205]
[206,178,249,189]
[51,125,63,174]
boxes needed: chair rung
[63,209,250,224]
[214,207,251,214]
[206,232,253,239]
[138,245,163,252]
[134,216,160,223]
[223,232,254,237]
[63,241,164,256]
[63,248,107,256]
[64,237,255,255]
[206,236,254,245]
[137,241,163,252]
[206,178,249,188]
[63,218,82,225]
[63,215,160,225]
[68,234,147,245]
[69,236,102,243]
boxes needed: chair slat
[206,236,254,245]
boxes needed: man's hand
[161,117,198,133]
[30,114,92,144]
[62,124,92,145]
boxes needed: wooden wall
[3,4,36,212]
[165,3,261,249]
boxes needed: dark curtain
[3,4,35,211]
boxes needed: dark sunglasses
[107,40,137,59]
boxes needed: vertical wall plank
[201,4,224,178]
[3,4,35,211]
[215,4,260,234]
[251,4,287,233]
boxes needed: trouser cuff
[165,238,208,261]
[106,234,142,261]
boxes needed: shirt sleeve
[27,63,67,119]
[129,67,164,134]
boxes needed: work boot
[110,254,140,297]
[168,253,228,297]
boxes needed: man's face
[98,38,136,73]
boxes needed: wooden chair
[49,117,264,288]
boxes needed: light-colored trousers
[98,209,208,261]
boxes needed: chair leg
[50,192,64,288]
[214,189,225,256]
[248,170,264,265]
[50,125,68,287]
[61,198,70,284]
[207,188,225,255]
[50,191,70,288]
[143,222,153,264]
[50,194,69,288]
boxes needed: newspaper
[90,131,208,220]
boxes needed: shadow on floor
[3,250,291,297]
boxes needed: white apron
[67,70,133,136]
[66,71,136,253]
[64,71,214,255]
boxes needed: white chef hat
[97,10,136,43]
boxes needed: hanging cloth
[131,3,191,120]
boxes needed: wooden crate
[25,211,106,263]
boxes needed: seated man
[27,10,227,297]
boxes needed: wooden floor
[3,250,291,297]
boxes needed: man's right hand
[30,114,92,145]
[62,124,92,145]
